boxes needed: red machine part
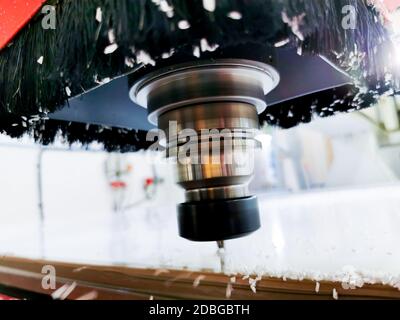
[145,178,154,187]
[0,294,17,300]
[0,0,46,50]
[110,181,127,189]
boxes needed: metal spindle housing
[130,59,280,241]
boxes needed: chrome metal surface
[185,185,250,202]
[158,100,259,202]
[130,59,280,125]
[172,139,257,184]
[158,102,259,148]
[161,101,259,202]
[130,59,280,219]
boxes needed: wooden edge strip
[0,256,399,300]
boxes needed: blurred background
[1,95,400,281]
